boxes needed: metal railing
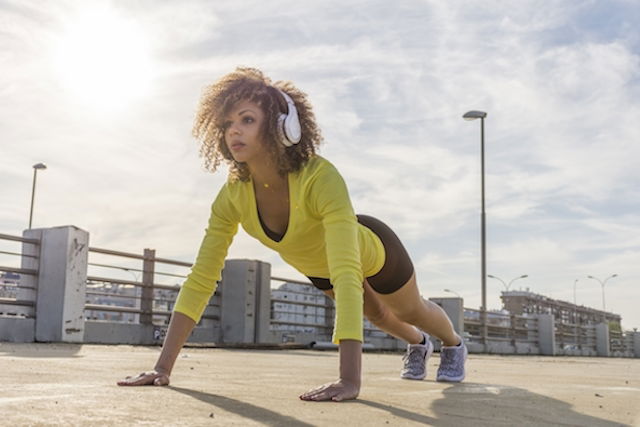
[610,329,634,357]
[84,246,219,326]
[269,277,394,340]
[0,233,39,318]
[270,277,333,338]
[555,322,598,354]
[463,308,538,346]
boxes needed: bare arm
[299,339,362,401]
[117,311,196,386]
[339,339,362,387]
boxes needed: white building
[270,281,390,339]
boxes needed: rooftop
[1,343,638,426]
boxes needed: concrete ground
[0,343,638,426]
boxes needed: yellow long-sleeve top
[173,155,385,343]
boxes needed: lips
[230,141,246,151]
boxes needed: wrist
[338,339,362,385]
[154,365,171,376]
[339,376,361,387]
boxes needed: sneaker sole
[400,340,433,380]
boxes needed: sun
[53,6,154,112]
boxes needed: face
[223,99,269,164]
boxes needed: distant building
[84,280,175,325]
[85,281,138,323]
[270,282,330,334]
[0,271,20,298]
[270,282,390,339]
[501,290,621,327]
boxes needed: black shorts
[307,214,414,295]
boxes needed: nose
[227,122,241,135]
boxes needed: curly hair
[192,67,323,182]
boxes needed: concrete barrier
[219,259,271,344]
[537,314,556,356]
[26,226,89,343]
[3,226,638,359]
[0,317,35,342]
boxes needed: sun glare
[53,6,154,112]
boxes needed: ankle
[442,334,461,347]
[408,330,426,345]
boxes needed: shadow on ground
[169,386,315,427]
[0,342,83,358]
[170,382,625,427]
[426,382,623,427]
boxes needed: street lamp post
[28,163,47,229]
[444,288,462,298]
[488,274,528,292]
[573,279,580,349]
[463,110,488,349]
[586,274,618,312]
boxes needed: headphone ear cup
[276,89,302,146]
[276,113,292,147]
[283,108,302,144]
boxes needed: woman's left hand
[299,378,360,402]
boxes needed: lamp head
[463,110,487,120]
[521,274,528,279]
[33,163,47,170]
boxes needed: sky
[1,0,639,330]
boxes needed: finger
[302,387,334,401]
[118,373,154,386]
[117,376,141,386]
[300,382,333,398]
[310,390,333,401]
[303,384,328,395]
[300,386,329,400]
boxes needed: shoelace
[403,345,426,370]
[440,348,460,372]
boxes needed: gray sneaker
[436,340,468,382]
[400,332,433,380]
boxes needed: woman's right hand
[117,370,170,387]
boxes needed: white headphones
[276,89,302,147]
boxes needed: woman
[118,67,467,402]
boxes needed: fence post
[219,259,271,344]
[537,314,556,355]
[139,248,155,325]
[428,297,464,351]
[28,226,89,342]
[595,323,610,357]
[19,231,40,309]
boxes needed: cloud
[1,0,639,328]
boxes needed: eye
[242,116,255,124]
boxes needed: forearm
[339,339,362,386]
[154,311,196,375]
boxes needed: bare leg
[375,272,460,346]
[322,281,423,345]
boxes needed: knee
[365,305,390,326]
